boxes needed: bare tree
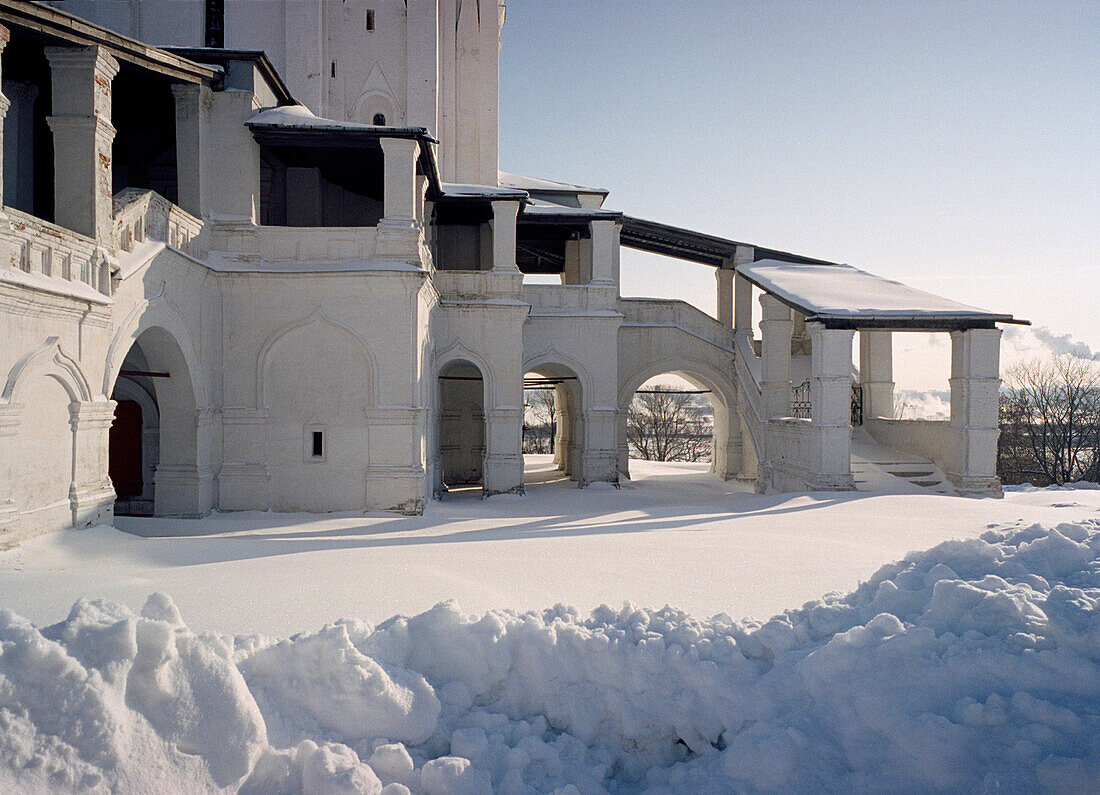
[627,387,712,462]
[522,388,555,454]
[999,355,1100,485]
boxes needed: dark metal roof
[619,216,835,268]
[0,0,218,82]
[162,47,295,105]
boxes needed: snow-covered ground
[1,458,1100,792]
[2,457,1099,637]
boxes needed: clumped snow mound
[1,520,1100,792]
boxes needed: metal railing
[789,380,865,425]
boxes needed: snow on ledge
[737,259,1019,324]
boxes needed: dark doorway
[109,400,143,498]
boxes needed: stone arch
[257,310,377,410]
[258,310,375,512]
[436,357,488,494]
[352,63,402,125]
[618,357,742,481]
[1,338,97,536]
[109,375,160,511]
[3,337,92,405]
[109,324,207,517]
[436,342,495,406]
[523,352,591,482]
[104,296,206,408]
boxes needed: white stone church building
[0,0,1024,543]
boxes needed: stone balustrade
[4,207,110,300]
[619,297,735,352]
[433,269,524,302]
[113,189,202,255]
[523,283,617,314]
[254,225,379,265]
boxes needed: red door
[109,400,143,497]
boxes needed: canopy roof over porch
[737,260,1028,330]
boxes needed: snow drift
[1,519,1099,792]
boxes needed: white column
[0,402,21,533]
[617,411,630,479]
[490,200,519,271]
[734,245,755,337]
[171,82,209,218]
[807,323,857,490]
[0,24,10,213]
[45,46,119,242]
[377,137,423,266]
[759,293,793,419]
[859,330,894,420]
[69,401,117,528]
[949,328,1003,496]
[380,137,419,224]
[589,219,618,287]
[715,263,734,328]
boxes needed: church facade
[0,0,1021,544]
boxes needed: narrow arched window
[373,113,386,126]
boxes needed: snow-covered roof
[439,182,527,200]
[737,260,1025,328]
[498,171,608,196]
[247,105,436,141]
[520,198,621,220]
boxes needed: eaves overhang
[0,0,218,83]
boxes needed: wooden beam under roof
[0,0,218,83]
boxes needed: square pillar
[69,401,117,528]
[171,82,210,218]
[859,329,894,420]
[809,324,855,428]
[715,263,734,328]
[759,293,793,419]
[562,238,581,285]
[949,328,1003,496]
[490,200,519,271]
[483,405,524,496]
[45,46,119,242]
[380,137,419,224]
[733,245,755,337]
[377,137,423,265]
[589,219,618,288]
[0,24,10,212]
[807,323,857,490]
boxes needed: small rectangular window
[366,10,375,31]
[331,61,337,79]
[311,431,324,458]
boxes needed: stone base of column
[218,463,271,511]
[375,218,423,266]
[69,481,115,528]
[366,465,427,514]
[0,499,19,543]
[154,465,216,518]
[483,453,524,497]
[580,450,619,487]
[806,472,857,492]
[947,473,1003,498]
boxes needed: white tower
[47,0,504,185]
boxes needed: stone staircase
[850,430,955,495]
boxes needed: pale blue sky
[499,1,1099,388]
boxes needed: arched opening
[626,374,714,466]
[523,364,584,487]
[372,112,387,126]
[438,360,486,496]
[109,326,199,517]
[619,366,745,486]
